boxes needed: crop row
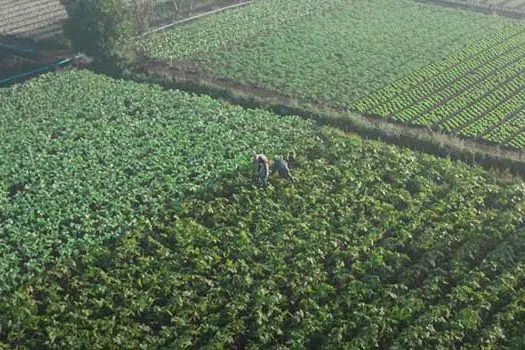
[484,108,525,144]
[352,24,525,149]
[351,24,525,113]
[458,89,525,137]
[414,56,525,127]
[432,60,525,130]
[393,49,525,123]
[367,32,525,118]
[439,77,525,132]
[507,132,525,148]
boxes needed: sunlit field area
[3,0,525,348]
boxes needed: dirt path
[418,0,525,18]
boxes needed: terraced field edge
[100,58,525,177]
[416,0,525,18]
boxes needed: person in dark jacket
[272,156,296,183]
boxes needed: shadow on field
[0,32,72,82]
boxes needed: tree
[62,0,133,60]
[131,0,153,34]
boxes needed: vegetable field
[0,69,317,304]
[352,24,525,150]
[140,0,509,106]
[2,71,525,349]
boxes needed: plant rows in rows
[394,48,525,123]
[365,32,525,118]
[458,89,525,137]
[484,108,525,144]
[414,57,525,127]
[507,132,525,148]
[353,25,525,149]
[439,77,525,132]
[351,24,525,112]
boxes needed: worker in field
[272,156,296,183]
[253,152,270,186]
[253,153,296,185]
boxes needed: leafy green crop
[2,71,525,349]
[0,70,318,295]
[140,0,509,105]
[139,0,349,61]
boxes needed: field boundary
[101,57,525,176]
[417,0,525,18]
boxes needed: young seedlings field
[140,0,509,106]
[352,24,525,150]
[1,70,525,349]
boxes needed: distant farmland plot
[353,24,525,150]
[0,0,242,40]
[139,0,525,151]
[0,0,67,39]
[141,0,509,105]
